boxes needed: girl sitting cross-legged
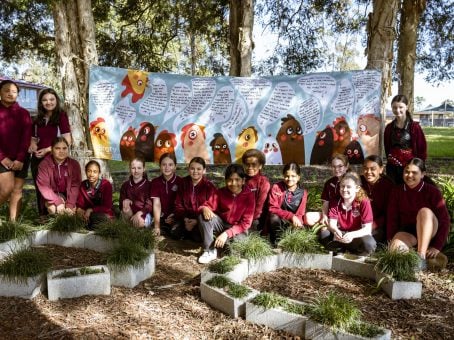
[319,172,376,255]
[197,164,255,264]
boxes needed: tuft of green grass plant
[283,302,307,315]
[208,256,241,274]
[307,292,361,332]
[107,242,150,270]
[94,218,133,239]
[0,247,51,283]
[0,221,32,242]
[206,275,231,288]
[278,228,325,254]
[53,269,79,279]
[346,321,384,338]
[229,233,273,260]
[374,247,420,282]
[46,213,86,233]
[206,275,252,299]
[128,227,158,251]
[252,291,289,310]
[80,266,105,275]
[436,176,454,220]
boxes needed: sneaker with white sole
[198,249,217,264]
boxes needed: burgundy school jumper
[76,178,114,217]
[268,181,308,222]
[384,119,427,161]
[245,172,271,220]
[360,175,394,231]
[201,186,255,238]
[150,173,183,219]
[119,176,153,219]
[0,101,32,163]
[174,175,216,220]
[387,181,450,251]
[36,155,81,208]
[321,176,341,202]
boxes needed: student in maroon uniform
[36,137,81,215]
[384,94,427,184]
[387,158,449,269]
[360,155,394,243]
[119,157,153,228]
[0,80,32,221]
[320,154,349,225]
[242,149,270,232]
[320,172,376,255]
[170,157,216,241]
[197,164,255,264]
[76,160,114,229]
[268,162,308,245]
[150,153,182,236]
[29,88,72,216]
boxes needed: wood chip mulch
[0,239,453,339]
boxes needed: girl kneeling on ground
[320,172,376,255]
[197,164,255,264]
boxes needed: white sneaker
[198,249,217,264]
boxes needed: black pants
[170,219,202,243]
[268,213,292,246]
[319,228,376,255]
[197,214,247,251]
[30,155,46,215]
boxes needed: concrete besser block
[305,319,391,340]
[248,254,279,276]
[0,274,44,299]
[84,233,117,253]
[30,230,50,246]
[332,254,376,280]
[375,272,422,300]
[47,265,110,301]
[200,259,249,284]
[46,231,86,248]
[245,300,308,337]
[109,252,155,288]
[278,252,333,270]
[0,238,30,260]
[200,282,258,318]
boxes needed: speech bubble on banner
[331,78,354,116]
[162,82,191,124]
[114,98,136,130]
[230,77,272,111]
[91,81,116,111]
[257,82,295,131]
[358,95,380,116]
[296,97,322,134]
[297,74,336,109]
[182,78,217,115]
[352,71,381,104]
[207,86,235,125]
[139,77,168,116]
[222,97,247,141]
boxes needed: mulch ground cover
[0,239,453,339]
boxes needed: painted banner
[88,66,382,165]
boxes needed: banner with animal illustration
[88,66,382,165]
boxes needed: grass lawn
[423,127,454,158]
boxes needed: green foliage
[208,256,241,274]
[229,233,273,260]
[53,266,105,279]
[205,275,251,298]
[107,242,150,270]
[435,176,454,219]
[278,228,325,254]
[252,291,289,310]
[0,221,32,242]
[346,321,384,338]
[46,214,86,233]
[80,266,105,275]
[307,292,361,333]
[53,270,79,279]
[424,128,454,158]
[306,186,323,211]
[374,247,420,282]
[0,247,51,283]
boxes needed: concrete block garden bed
[278,251,333,270]
[304,319,391,340]
[0,274,44,299]
[110,253,155,288]
[332,254,376,280]
[375,272,422,300]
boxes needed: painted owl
[120,126,137,161]
[210,133,231,164]
[276,114,305,165]
[310,126,334,165]
[234,126,258,163]
[344,140,364,164]
[181,123,210,163]
[135,122,156,162]
[121,69,149,103]
[357,114,380,157]
[89,117,112,159]
[154,129,177,162]
[331,117,351,157]
[262,134,282,165]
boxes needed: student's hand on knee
[1,157,13,169]
[339,232,353,243]
[165,213,175,225]
[202,207,214,220]
[291,216,303,228]
[214,232,228,248]
[11,160,23,171]
[426,247,439,259]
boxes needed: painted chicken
[135,122,156,162]
[276,114,305,165]
[357,114,380,157]
[331,117,351,157]
[89,117,112,159]
[181,123,210,163]
[234,126,258,163]
[120,126,137,161]
[121,69,149,103]
[262,134,282,165]
[154,129,177,161]
[210,133,231,164]
[310,126,334,165]
[344,139,364,164]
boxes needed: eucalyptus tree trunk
[365,0,399,156]
[397,0,426,113]
[52,0,110,179]
[229,0,254,76]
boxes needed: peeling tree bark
[365,0,399,156]
[229,0,254,76]
[397,0,426,112]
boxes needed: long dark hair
[391,94,413,120]
[36,88,63,126]
[405,158,436,186]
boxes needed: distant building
[0,76,47,116]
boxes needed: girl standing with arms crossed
[320,172,376,255]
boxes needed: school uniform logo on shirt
[352,208,360,217]
[171,184,178,192]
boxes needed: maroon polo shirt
[119,176,153,217]
[174,175,217,220]
[0,102,32,162]
[245,172,271,220]
[33,111,71,149]
[77,178,114,217]
[150,174,183,218]
[328,198,373,232]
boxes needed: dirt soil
[0,239,453,339]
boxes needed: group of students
[0,80,450,268]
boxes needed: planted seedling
[375,247,420,282]
[107,242,150,270]
[46,213,86,233]
[278,228,325,254]
[0,220,32,242]
[0,247,51,284]
[205,275,251,299]
[229,233,273,260]
[208,256,241,274]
